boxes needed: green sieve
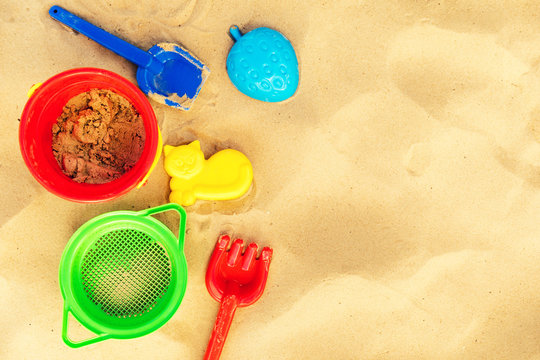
[59,203,187,348]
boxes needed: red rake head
[205,235,273,307]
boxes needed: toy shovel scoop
[204,235,273,360]
[49,5,209,110]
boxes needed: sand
[52,89,145,184]
[1,1,539,359]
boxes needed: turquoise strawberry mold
[226,25,299,102]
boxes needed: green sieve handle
[137,203,187,245]
[62,304,112,348]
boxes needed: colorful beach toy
[49,5,209,110]
[163,141,253,206]
[19,68,161,202]
[59,204,188,347]
[226,25,299,102]
[204,235,273,360]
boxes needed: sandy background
[1,0,540,359]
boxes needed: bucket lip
[59,209,188,338]
[19,67,159,203]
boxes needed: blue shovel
[49,5,209,110]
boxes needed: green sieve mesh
[80,229,172,318]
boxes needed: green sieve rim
[59,203,187,348]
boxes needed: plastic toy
[49,6,209,110]
[163,140,253,206]
[204,235,273,360]
[20,68,161,202]
[59,203,187,347]
[226,25,299,102]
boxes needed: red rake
[204,235,273,360]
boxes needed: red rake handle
[204,294,239,360]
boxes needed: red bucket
[19,68,159,202]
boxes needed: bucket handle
[62,304,111,348]
[136,128,163,189]
[137,203,187,246]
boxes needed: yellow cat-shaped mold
[163,140,253,206]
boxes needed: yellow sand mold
[163,140,253,206]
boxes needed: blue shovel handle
[49,5,163,74]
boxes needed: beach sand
[1,0,539,359]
